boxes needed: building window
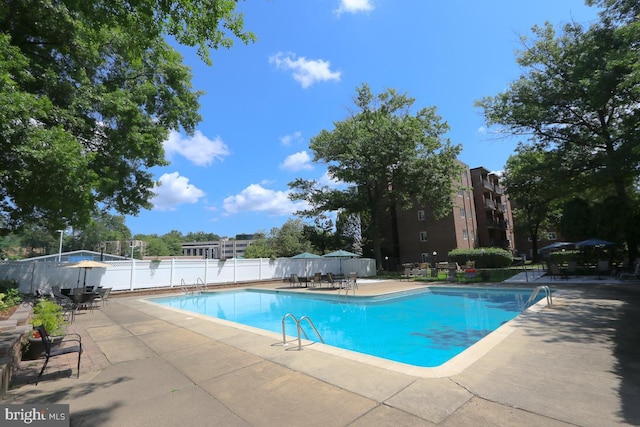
[458,188,464,197]
[460,208,465,218]
[419,231,427,242]
[548,232,557,240]
[463,229,468,240]
[421,253,429,263]
[466,190,471,200]
[471,230,475,241]
[417,210,425,221]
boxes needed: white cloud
[319,170,344,188]
[222,184,308,216]
[269,52,341,89]
[279,131,302,146]
[151,172,205,211]
[335,0,374,15]
[477,126,487,134]
[280,151,313,171]
[163,130,230,166]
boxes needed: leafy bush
[30,300,66,336]
[0,280,22,311]
[448,248,513,268]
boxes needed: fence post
[130,258,135,291]
[170,258,175,287]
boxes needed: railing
[180,278,206,294]
[281,313,324,351]
[524,285,552,310]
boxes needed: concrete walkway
[5,279,640,426]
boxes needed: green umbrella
[323,250,360,275]
[291,252,323,277]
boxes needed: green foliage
[477,9,640,256]
[448,248,514,268]
[289,84,461,268]
[0,279,22,311]
[503,144,564,259]
[0,0,255,234]
[243,237,276,259]
[270,219,311,257]
[30,300,66,336]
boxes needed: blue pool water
[152,287,542,367]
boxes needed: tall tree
[477,11,640,256]
[270,219,312,258]
[290,84,461,268]
[68,212,131,252]
[0,0,255,234]
[503,144,563,260]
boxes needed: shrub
[448,248,513,268]
[0,280,22,311]
[30,300,66,336]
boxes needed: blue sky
[125,0,601,238]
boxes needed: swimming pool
[152,286,543,367]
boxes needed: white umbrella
[65,260,110,290]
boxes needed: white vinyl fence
[0,257,376,294]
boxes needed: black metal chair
[35,325,82,385]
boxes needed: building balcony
[487,220,506,229]
[484,198,496,210]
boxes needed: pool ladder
[180,278,207,295]
[281,313,324,351]
[524,285,552,310]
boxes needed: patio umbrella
[575,239,616,248]
[291,252,323,276]
[65,260,110,290]
[539,242,575,252]
[323,250,360,275]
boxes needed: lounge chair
[35,325,82,385]
[619,261,640,280]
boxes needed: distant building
[181,234,256,259]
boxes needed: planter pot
[22,335,64,360]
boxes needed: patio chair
[77,292,99,311]
[326,273,343,288]
[35,325,82,385]
[619,261,640,281]
[51,291,78,323]
[309,273,322,288]
[400,267,412,281]
[547,263,567,280]
[95,287,112,308]
[290,274,302,288]
[347,272,358,290]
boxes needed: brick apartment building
[377,162,515,270]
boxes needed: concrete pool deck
[5,278,640,426]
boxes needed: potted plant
[22,299,67,360]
